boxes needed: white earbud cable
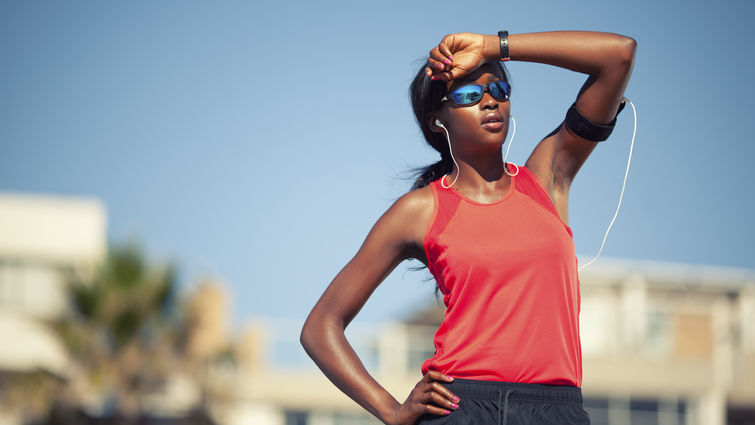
[503,116,519,176]
[439,123,460,189]
[578,98,637,272]
[442,114,519,188]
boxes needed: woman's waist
[421,331,583,387]
[438,378,582,404]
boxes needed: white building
[0,192,106,423]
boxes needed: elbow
[300,316,317,353]
[596,35,636,78]
[616,36,637,68]
[300,312,340,356]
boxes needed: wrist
[497,30,510,61]
[379,399,402,425]
[482,34,501,62]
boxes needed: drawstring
[497,388,514,425]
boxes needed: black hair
[407,61,511,300]
[408,62,510,190]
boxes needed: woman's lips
[481,113,504,131]
[482,121,504,131]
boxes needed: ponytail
[408,65,451,190]
[411,158,452,190]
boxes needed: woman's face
[436,63,511,155]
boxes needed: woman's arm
[510,32,636,224]
[426,31,636,224]
[300,188,459,425]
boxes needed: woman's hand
[390,370,460,425]
[426,33,498,82]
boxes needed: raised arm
[426,31,636,224]
[300,188,459,425]
[511,32,636,224]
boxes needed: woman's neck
[448,152,511,193]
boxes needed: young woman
[301,31,636,425]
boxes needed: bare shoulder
[383,185,435,261]
[393,185,434,214]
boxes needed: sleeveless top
[420,165,582,387]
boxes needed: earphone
[578,97,637,272]
[435,119,460,189]
[435,97,637,272]
[503,116,518,176]
[435,117,518,189]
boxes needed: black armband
[564,100,626,142]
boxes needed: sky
[1,0,754,329]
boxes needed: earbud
[435,118,458,189]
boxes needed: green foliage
[71,283,101,320]
[67,243,176,352]
[59,241,183,417]
[103,243,146,289]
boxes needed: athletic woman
[301,31,636,425]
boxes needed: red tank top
[421,165,582,387]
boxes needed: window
[284,410,308,425]
[582,396,688,425]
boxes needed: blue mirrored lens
[490,81,511,99]
[452,86,483,104]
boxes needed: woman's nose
[480,91,498,109]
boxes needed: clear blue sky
[2,0,754,325]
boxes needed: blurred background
[1,1,754,424]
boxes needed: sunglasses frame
[441,80,512,106]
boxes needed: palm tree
[56,242,179,421]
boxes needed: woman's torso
[418,166,583,386]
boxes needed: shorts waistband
[443,378,583,405]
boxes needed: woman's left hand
[425,33,497,82]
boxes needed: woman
[301,31,636,425]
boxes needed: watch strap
[498,31,510,61]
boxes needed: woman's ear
[428,115,445,133]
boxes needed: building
[0,192,107,424]
[0,191,107,374]
[0,192,211,424]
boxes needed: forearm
[301,316,400,425]
[484,31,636,76]
[483,31,635,123]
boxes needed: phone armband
[564,100,626,142]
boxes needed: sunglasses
[441,81,511,106]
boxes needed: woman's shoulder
[393,184,435,215]
[379,184,435,250]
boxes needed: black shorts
[415,378,590,425]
